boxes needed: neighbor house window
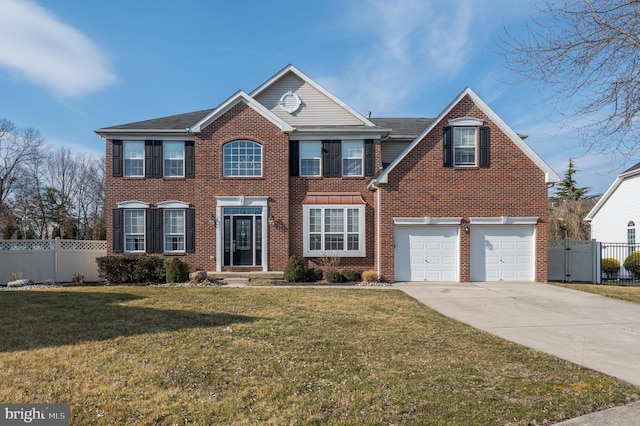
[164,209,185,252]
[628,221,636,255]
[124,209,145,252]
[300,141,321,176]
[303,205,365,257]
[453,127,476,166]
[342,141,363,176]
[124,141,144,177]
[223,140,262,177]
[164,141,185,177]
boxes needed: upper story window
[289,140,374,178]
[124,141,144,177]
[164,141,185,177]
[342,141,363,176]
[443,118,490,169]
[113,140,194,179]
[223,140,262,177]
[300,141,321,176]
[453,127,476,166]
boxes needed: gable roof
[585,161,640,221]
[95,91,293,137]
[369,87,560,186]
[190,90,293,132]
[250,64,376,127]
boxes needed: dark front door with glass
[223,209,262,267]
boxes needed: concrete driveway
[394,282,640,387]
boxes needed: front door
[223,211,262,267]
[233,216,253,266]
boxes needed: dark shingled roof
[98,109,214,131]
[369,118,433,139]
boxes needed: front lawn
[559,283,640,304]
[0,286,637,425]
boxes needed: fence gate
[548,239,600,283]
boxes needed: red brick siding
[106,102,291,272]
[378,95,549,282]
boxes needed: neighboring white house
[585,162,640,243]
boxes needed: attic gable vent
[279,91,302,114]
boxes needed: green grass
[559,283,640,304]
[1,286,638,425]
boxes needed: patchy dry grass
[0,286,638,425]
[559,283,640,304]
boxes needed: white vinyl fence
[0,239,107,284]
[548,238,601,283]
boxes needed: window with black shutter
[112,140,123,177]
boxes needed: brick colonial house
[96,65,559,282]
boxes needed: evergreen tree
[554,158,590,201]
[549,158,594,240]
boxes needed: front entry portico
[216,196,269,271]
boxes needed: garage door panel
[395,226,459,282]
[471,225,534,282]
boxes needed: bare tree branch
[502,0,640,160]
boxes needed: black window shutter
[289,140,299,177]
[322,140,342,177]
[144,140,153,178]
[364,139,374,176]
[186,208,195,253]
[146,209,163,253]
[331,140,341,176]
[112,140,123,177]
[322,140,331,177]
[479,127,490,168]
[443,127,453,167]
[153,140,163,178]
[113,208,123,253]
[145,209,154,253]
[154,209,163,253]
[185,141,195,178]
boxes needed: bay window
[304,205,365,257]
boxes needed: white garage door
[470,225,534,282]
[394,226,458,282]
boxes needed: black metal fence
[600,242,640,284]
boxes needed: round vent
[279,91,301,113]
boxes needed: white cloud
[320,0,478,116]
[0,0,116,97]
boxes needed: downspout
[370,180,381,279]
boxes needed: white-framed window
[300,141,321,176]
[124,141,144,177]
[342,141,363,176]
[303,205,365,257]
[453,127,476,166]
[164,141,185,177]
[124,209,145,252]
[223,140,262,177]
[164,209,185,252]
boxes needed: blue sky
[0,0,626,195]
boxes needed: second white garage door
[470,225,534,282]
[394,226,458,282]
